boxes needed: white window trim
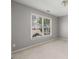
[31,13,52,39]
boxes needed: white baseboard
[12,39,55,54]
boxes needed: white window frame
[31,13,52,39]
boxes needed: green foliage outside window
[44,19,50,25]
[37,17,42,24]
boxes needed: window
[31,13,52,38]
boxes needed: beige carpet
[12,39,68,59]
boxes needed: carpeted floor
[12,39,68,59]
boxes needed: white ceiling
[13,0,68,16]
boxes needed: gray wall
[58,16,68,39]
[12,1,58,51]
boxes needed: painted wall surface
[12,1,58,51]
[58,16,68,39]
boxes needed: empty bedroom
[12,0,68,59]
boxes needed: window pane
[32,15,42,37]
[43,18,50,35]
